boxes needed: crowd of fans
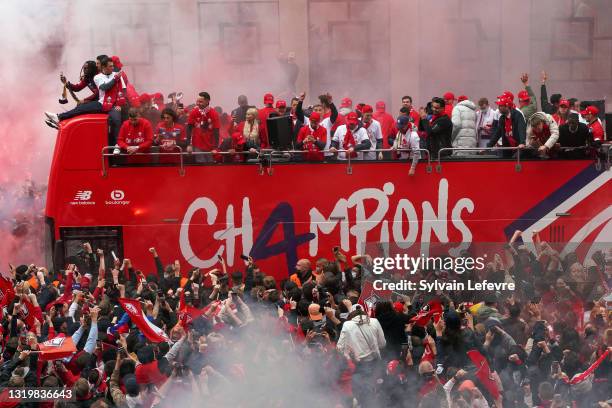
[0,228,610,408]
[43,55,607,166]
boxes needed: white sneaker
[44,112,59,123]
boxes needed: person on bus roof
[186,91,221,163]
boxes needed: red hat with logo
[375,101,386,111]
[263,93,274,104]
[517,90,530,101]
[275,100,286,108]
[457,95,468,102]
[580,105,599,116]
[309,112,321,122]
[496,96,512,107]
[111,56,123,70]
[361,104,373,114]
[346,112,359,124]
[443,92,455,101]
[340,97,353,108]
[558,99,570,108]
[503,90,514,101]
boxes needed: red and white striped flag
[118,298,169,343]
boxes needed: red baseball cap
[457,95,468,102]
[558,99,570,108]
[340,97,353,108]
[517,90,530,101]
[496,96,512,107]
[580,105,599,116]
[443,92,455,101]
[275,100,286,108]
[309,112,321,122]
[361,104,373,114]
[111,56,123,70]
[503,90,514,101]
[375,101,385,111]
[346,112,359,124]
[263,93,274,104]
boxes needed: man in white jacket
[337,304,386,407]
[451,98,477,155]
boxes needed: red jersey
[155,122,186,150]
[258,106,277,129]
[444,104,454,118]
[373,111,396,146]
[296,125,327,161]
[117,118,153,151]
[588,119,605,142]
[552,113,567,126]
[187,106,220,150]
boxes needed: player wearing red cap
[581,106,605,143]
[258,93,277,128]
[518,73,537,120]
[552,99,570,126]
[443,92,455,117]
[296,112,326,161]
[339,97,353,116]
[360,105,383,160]
[330,112,371,160]
[275,100,288,117]
[487,96,527,157]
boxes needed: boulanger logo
[111,190,125,200]
[106,189,130,205]
[70,190,95,205]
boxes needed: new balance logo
[74,191,92,201]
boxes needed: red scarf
[303,126,324,161]
[342,127,358,158]
[504,115,517,146]
[533,124,551,146]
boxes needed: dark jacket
[419,114,453,158]
[558,122,590,158]
[375,311,411,359]
[540,84,557,114]
[488,109,527,148]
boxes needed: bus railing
[259,148,431,175]
[101,147,431,176]
[101,146,186,177]
[436,146,596,173]
[436,147,526,173]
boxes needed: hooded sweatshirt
[336,313,386,362]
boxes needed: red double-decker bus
[45,114,611,280]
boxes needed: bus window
[59,226,123,270]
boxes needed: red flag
[0,277,15,308]
[178,291,204,327]
[118,298,169,343]
[564,348,610,385]
[421,340,435,363]
[467,350,501,400]
[38,336,77,360]
[45,271,74,311]
[357,281,392,316]
[17,298,42,329]
[410,300,443,327]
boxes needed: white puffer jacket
[451,100,477,153]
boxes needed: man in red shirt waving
[186,91,220,163]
